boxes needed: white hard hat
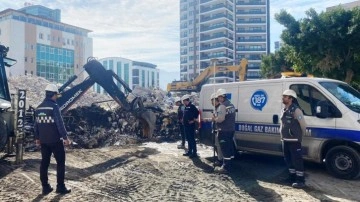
[210,93,217,100]
[181,94,190,101]
[45,84,59,93]
[174,97,181,103]
[283,89,297,99]
[216,88,227,97]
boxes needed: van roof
[201,77,346,89]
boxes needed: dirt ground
[0,141,359,202]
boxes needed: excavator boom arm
[55,58,156,137]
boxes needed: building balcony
[237,48,266,51]
[181,60,188,64]
[247,65,260,69]
[237,29,266,33]
[201,33,234,41]
[200,54,234,60]
[238,38,266,42]
[236,1,266,5]
[236,20,267,24]
[200,44,234,51]
[247,56,262,60]
[236,11,266,15]
[201,13,233,23]
[200,0,212,4]
[200,23,234,32]
[201,4,228,13]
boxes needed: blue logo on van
[251,90,267,111]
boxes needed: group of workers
[174,88,307,189]
[33,83,306,196]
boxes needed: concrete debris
[8,75,182,150]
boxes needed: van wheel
[325,146,360,180]
[0,117,8,152]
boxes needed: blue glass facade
[36,44,74,83]
[19,5,61,22]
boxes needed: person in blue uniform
[34,84,71,195]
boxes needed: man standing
[175,97,186,149]
[181,94,199,158]
[210,93,223,167]
[280,89,307,189]
[213,88,236,172]
[34,84,71,195]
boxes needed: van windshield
[319,81,360,113]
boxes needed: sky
[0,0,357,89]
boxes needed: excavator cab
[0,45,17,151]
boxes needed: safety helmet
[216,88,227,98]
[174,97,181,103]
[283,89,297,99]
[45,84,59,93]
[210,93,217,100]
[181,94,190,101]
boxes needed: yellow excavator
[281,71,314,78]
[168,59,248,92]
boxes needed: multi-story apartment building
[0,5,92,84]
[274,41,282,52]
[180,0,270,81]
[95,57,159,93]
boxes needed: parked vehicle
[199,77,360,179]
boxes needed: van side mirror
[316,101,331,118]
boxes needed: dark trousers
[218,131,234,159]
[184,124,196,154]
[179,124,185,146]
[282,141,305,182]
[40,141,66,187]
[218,131,234,168]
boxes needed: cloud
[270,0,356,50]
[1,0,357,80]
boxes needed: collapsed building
[8,75,184,149]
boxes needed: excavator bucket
[137,109,156,138]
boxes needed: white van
[199,77,360,179]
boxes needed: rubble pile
[8,75,114,109]
[8,75,182,149]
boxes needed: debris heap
[8,75,181,149]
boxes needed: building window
[39,33,43,39]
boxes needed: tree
[260,45,294,78]
[275,7,360,84]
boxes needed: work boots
[292,176,306,189]
[286,173,296,184]
[56,184,71,194]
[42,184,53,195]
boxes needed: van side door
[235,82,284,155]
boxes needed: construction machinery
[0,45,17,151]
[167,59,248,92]
[281,71,314,78]
[54,57,158,138]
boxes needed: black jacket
[34,98,68,143]
[183,102,199,126]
